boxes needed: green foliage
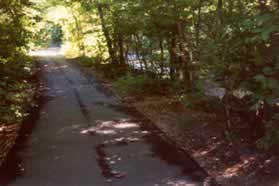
[51,24,63,45]
[182,87,208,108]
[44,0,278,149]
[0,54,34,125]
[21,0,279,149]
[78,56,95,67]
[112,74,174,96]
[0,0,30,56]
[84,0,278,131]
[257,113,279,151]
[0,0,35,125]
[113,74,146,95]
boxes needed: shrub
[0,54,34,125]
[257,113,279,151]
[112,74,146,95]
[112,73,178,96]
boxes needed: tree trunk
[118,33,126,67]
[177,22,192,88]
[149,43,155,73]
[196,0,203,48]
[275,0,279,9]
[159,40,165,77]
[217,0,223,24]
[97,4,117,64]
[134,36,144,72]
[168,36,177,81]
[259,0,268,13]
[223,92,232,132]
[135,34,148,73]
[70,8,85,56]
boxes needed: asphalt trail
[0,48,209,186]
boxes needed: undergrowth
[0,53,35,125]
[112,74,178,97]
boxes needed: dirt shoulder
[132,97,279,186]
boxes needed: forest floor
[132,97,279,186]
[79,64,279,186]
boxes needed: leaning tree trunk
[168,36,178,81]
[176,22,192,88]
[217,0,223,24]
[70,7,85,56]
[159,40,165,77]
[134,36,144,72]
[195,0,203,48]
[117,33,126,70]
[97,4,117,64]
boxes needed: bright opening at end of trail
[29,48,64,57]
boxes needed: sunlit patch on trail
[113,122,138,129]
[80,119,140,135]
[53,65,68,70]
[103,137,141,146]
[161,178,198,186]
[29,47,64,57]
[86,129,117,135]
